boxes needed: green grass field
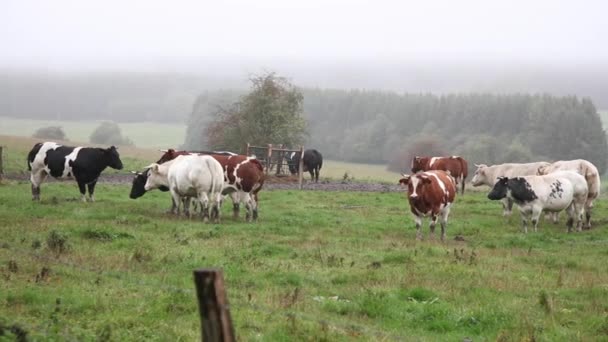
[0,116,186,149]
[2,177,608,340]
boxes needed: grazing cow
[411,156,468,194]
[487,172,587,233]
[130,149,264,222]
[471,162,550,216]
[27,142,123,202]
[399,170,456,241]
[287,149,323,182]
[144,155,224,222]
[538,159,600,229]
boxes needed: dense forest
[185,90,608,174]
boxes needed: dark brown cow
[159,149,264,221]
[399,170,456,241]
[411,156,468,194]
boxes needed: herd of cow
[400,156,600,240]
[26,142,321,222]
[26,142,601,240]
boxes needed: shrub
[89,122,134,146]
[32,126,67,141]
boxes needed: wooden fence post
[245,143,250,156]
[276,144,283,175]
[193,269,235,342]
[266,144,272,174]
[298,146,304,190]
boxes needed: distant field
[0,116,185,149]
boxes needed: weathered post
[266,144,272,174]
[193,269,235,342]
[298,146,304,190]
[276,144,283,175]
[245,143,250,156]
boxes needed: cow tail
[458,157,468,194]
[27,142,43,171]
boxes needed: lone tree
[206,73,307,151]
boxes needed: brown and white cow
[537,159,600,229]
[131,149,264,222]
[399,170,457,241]
[411,156,468,194]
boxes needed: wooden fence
[245,144,305,190]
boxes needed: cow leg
[440,207,451,242]
[30,170,47,201]
[565,205,575,233]
[168,198,178,215]
[243,193,253,222]
[170,191,182,217]
[198,193,210,223]
[183,197,192,218]
[429,215,438,240]
[531,208,542,233]
[501,198,513,216]
[309,170,315,182]
[230,192,240,219]
[87,181,97,202]
[584,200,593,229]
[211,193,222,224]
[414,215,422,240]
[519,211,529,234]
[77,181,87,202]
[315,167,320,183]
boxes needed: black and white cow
[28,142,123,202]
[287,149,323,182]
[487,172,587,233]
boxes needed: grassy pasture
[2,179,608,340]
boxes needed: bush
[89,122,134,146]
[32,126,67,141]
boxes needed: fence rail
[246,143,305,190]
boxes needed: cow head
[106,146,123,170]
[157,148,182,164]
[144,163,166,191]
[129,170,149,199]
[537,165,549,175]
[399,173,431,199]
[411,156,424,173]
[471,164,488,186]
[487,176,509,200]
[287,152,300,175]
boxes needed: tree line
[185,87,608,174]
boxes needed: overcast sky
[1,0,607,73]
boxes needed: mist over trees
[186,90,608,174]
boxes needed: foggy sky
[2,0,607,75]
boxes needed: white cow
[487,171,587,233]
[471,162,550,215]
[144,155,224,223]
[538,159,600,229]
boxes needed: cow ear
[130,170,138,175]
[398,174,410,185]
[145,163,159,172]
